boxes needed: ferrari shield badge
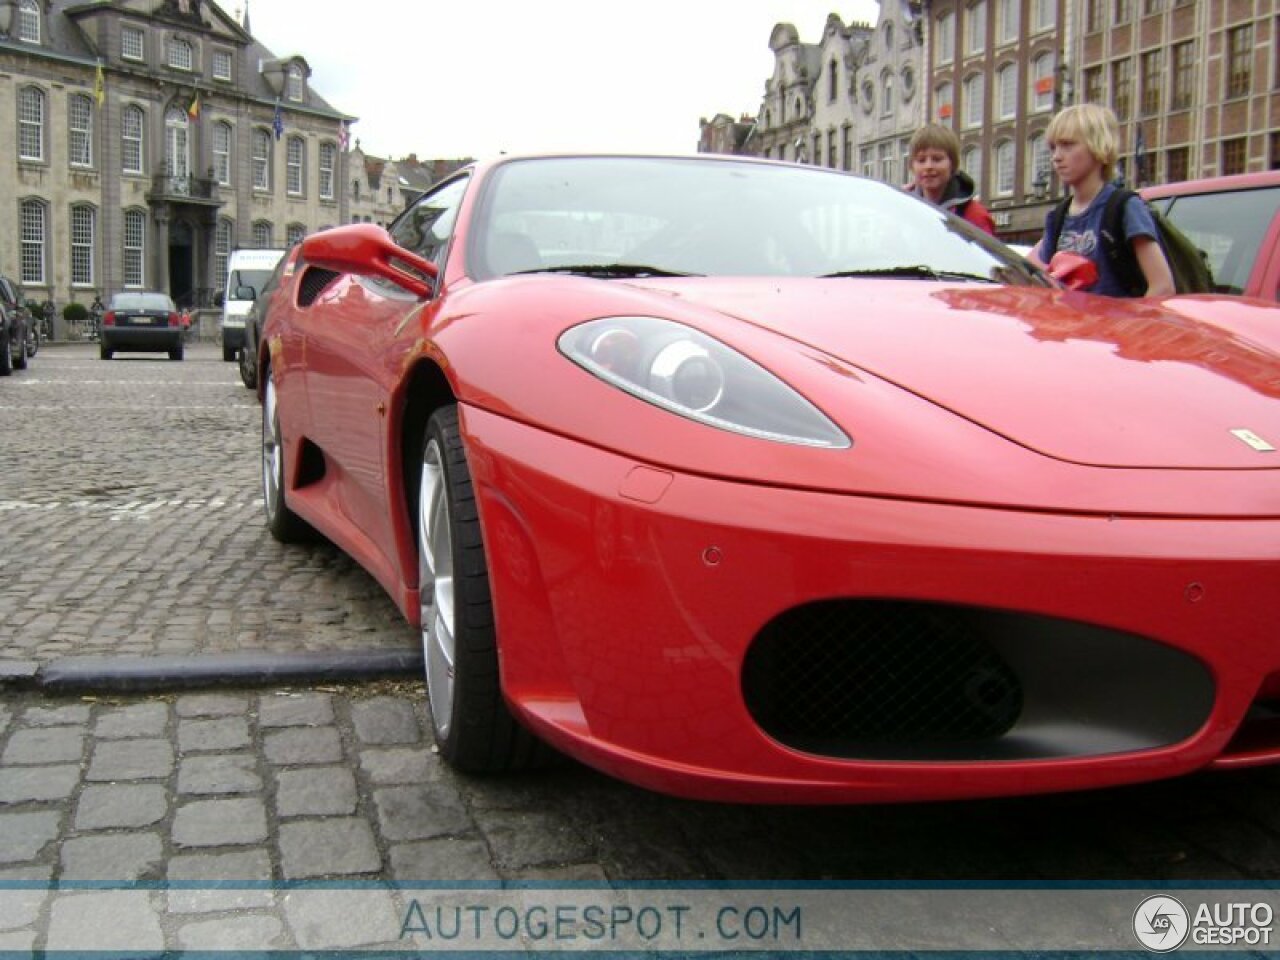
[1230,428,1276,452]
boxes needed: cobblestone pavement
[4,344,1280,952]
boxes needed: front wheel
[239,341,258,389]
[0,330,12,376]
[262,374,311,542]
[419,406,545,773]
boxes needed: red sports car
[260,154,1280,803]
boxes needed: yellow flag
[94,62,104,106]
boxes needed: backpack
[1045,187,1215,295]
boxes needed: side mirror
[235,285,257,301]
[301,224,438,299]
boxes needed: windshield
[470,156,1043,285]
[1156,186,1280,295]
[110,292,174,311]
[230,268,276,298]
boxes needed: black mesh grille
[297,267,340,307]
[742,600,1022,756]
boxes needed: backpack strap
[1044,196,1072,259]
[1098,187,1146,296]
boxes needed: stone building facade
[0,0,352,313]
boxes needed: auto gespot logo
[1133,895,1274,951]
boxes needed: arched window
[20,199,47,284]
[1031,52,1055,112]
[165,107,189,180]
[352,179,361,201]
[286,223,306,247]
[123,209,146,287]
[935,11,955,64]
[18,86,44,161]
[286,136,305,195]
[936,81,954,121]
[69,95,93,167]
[997,63,1018,120]
[252,128,271,190]
[70,204,97,286]
[995,139,1015,196]
[963,145,983,195]
[287,64,304,101]
[122,105,145,173]
[252,221,273,247]
[882,71,895,115]
[1028,132,1050,193]
[17,0,40,43]
[214,218,232,290]
[963,74,985,128]
[319,143,336,200]
[213,122,232,185]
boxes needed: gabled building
[0,0,353,311]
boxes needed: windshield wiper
[820,265,995,283]
[511,263,703,278]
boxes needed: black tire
[170,344,184,361]
[13,329,27,370]
[223,344,236,362]
[262,374,311,542]
[418,406,547,773]
[239,341,258,389]
[0,330,12,376]
[26,327,38,358]
[99,344,113,360]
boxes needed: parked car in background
[261,153,1280,803]
[239,249,295,390]
[1142,170,1280,300]
[221,248,285,362]
[0,275,33,374]
[101,291,184,361]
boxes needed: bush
[63,302,88,324]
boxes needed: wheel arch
[395,358,460,577]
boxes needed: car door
[295,174,471,562]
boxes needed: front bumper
[462,406,1280,803]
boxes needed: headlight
[558,316,850,448]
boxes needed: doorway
[168,219,194,307]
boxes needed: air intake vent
[297,267,340,306]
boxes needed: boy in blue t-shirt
[1032,104,1174,298]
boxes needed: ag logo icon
[1133,895,1190,952]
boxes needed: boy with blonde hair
[1032,104,1174,297]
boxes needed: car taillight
[168,312,180,327]
[103,311,116,326]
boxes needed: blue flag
[272,102,284,140]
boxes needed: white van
[221,248,285,362]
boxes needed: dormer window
[17,0,40,43]
[287,64,304,101]
[167,37,194,71]
[212,50,233,81]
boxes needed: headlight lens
[558,316,850,448]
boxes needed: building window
[1144,0,1163,12]
[1084,66,1104,105]
[1167,146,1188,182]
[879,142,894,184]
[997,63,1017,119]
[252,129,270,190]
[842,125,852,171]
[829,59,838,102]
[287,223,306,246]
[286,137,304,195]
[963,74,985,128]
[860,146,874,178]
[20,200,46,285]
[1141,49,1163,115]
[1028,132,1050,192]
[1273,133,1280,170]
[827,130,838,168]
[18,86,44,161]
[122,26,144,61]
[252,221,273,247]
[165,108,190,179]
[883,22,894,50]
[936,12,955,64]
[1171,41,1194,110]
[352,179,361,201]
[1227,24,1253,99]
[1222,137,1247,176]
[963,146,983,194]
[213,122,232,185]
[998,0,1019,44]
[811,133,821,165]
[1111,58,1133,121]
[1034,0,1055,31]
[319,142,336,199]
[17,0,39,43]
[122,105,144,173]
[287,64,304,101]
[68,95,93,168]
[70,205,95,287]
[936,81,954,121]
[1115,0,1132,24]
[1031,52,1055,111]
[1086,0,1104,33]
[966,1,986,55]
[994,140,1015,196]
[212,50,232,80]
[215,219,232,290]
[882,73,894,115]
[123,209,146,287]
[167,37,194,71]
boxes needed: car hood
[644,278,1280,470]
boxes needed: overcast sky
[226,1,882,160]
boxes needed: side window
[389,175,469,267]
